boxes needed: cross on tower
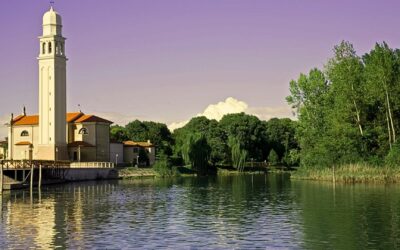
[50,0,55,6]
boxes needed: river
[0,173,399,249]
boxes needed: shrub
[153,155,179,177]
[268,149,279,165]
[385,142,400,168]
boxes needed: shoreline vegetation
[112,40,400,184]
[118,165,287,179]
[291,164,400,183]
[285,40,400,183]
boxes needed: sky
[1,0,400,137]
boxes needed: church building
[6,7,156,165]
[7,7,112,162]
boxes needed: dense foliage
[111,114,298,173]
[173,114,298,172]
[110,120,173,156]
[287,41,400,169]
[152,154,179,177]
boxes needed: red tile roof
[74,115,112,124]
[13,115,39,125]
[67,112,84,122]
[12,112,112,126]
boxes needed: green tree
[325,41,365,137]
[125,120,173,156]
[110,125,128,142]
[219,113,267,161]
[173,116,228,166]
[363,42,400,150]
[268,149,279,165]
[264,118,298,162]
[287,68,332,167]
[153,153,178,177]
[228,136,248,172]
[181,133,211,174]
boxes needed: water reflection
[0,175,399,249]
[293,181,400,249]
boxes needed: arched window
[78,128,88,135]
[48,42,52,53]
[21,130,29,137]
[42,43,46,54]
[55,42,59,54]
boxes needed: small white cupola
[42,7,62,36]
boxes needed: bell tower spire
[37,7,67,160]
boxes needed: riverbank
[291,164,400,183]
[118,167,157,178]
[118,166,270,179]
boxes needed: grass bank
[118,167,157,179]
[119,166,271,179]
[118,166,197,179]
[291,164,400,183]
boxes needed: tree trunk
[386,108,392,149]
[386,89,396,143]
[350,83,363,136]
[353,99,363,136]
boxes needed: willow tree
[181,133,211,174]
[228,136,248,172]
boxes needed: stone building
[8,111,112,161]
[5,7,157,166]
[6,7,112,162]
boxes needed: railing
[0,160,71,169]
[70,162,115,169]
[0,160,115,169]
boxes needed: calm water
[0,174,399,249]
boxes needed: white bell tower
[37,7,68,160]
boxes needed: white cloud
[167,97,293,131]
[168,120,192,132]
[246,106,294,121]
[198,97,248,121]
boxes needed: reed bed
[291,164,400,183]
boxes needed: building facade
[6,7,157,166]
[8,112,112,161]
[7,7,113,162]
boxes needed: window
[21,130,29,137]
[79,128,88,135]
[42,43,46,54]
[55,42,59,54]
[133,147,138,153]
[48,42,52,53]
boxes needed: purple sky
[1,0,400,131]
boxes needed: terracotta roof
[75,115,113,124]
[67,112,84,122]
[123,141,154,147]
[15,141,32,146]
[68,141,95,147]
[12,112,112,126]
[13,115,39,125]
